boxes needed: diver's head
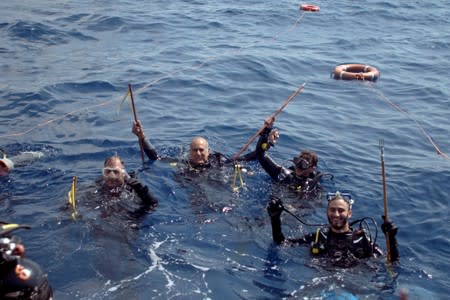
[292,150,317,176]
[0,157,14,176]
[103,156,126,188]
[326,191,353,233]
[190,136,209,165]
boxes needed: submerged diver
[67,156,159,282]
[0,223,53,300]
[267,192,399,268]
[132,120,255,174]
[254,118,326,198]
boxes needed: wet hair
[103,155,125,168]
[294,150,318,168]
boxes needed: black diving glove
[267,196,284,218]
[127,177,147,194]
[126,176,139,186]
[381,215,398,236]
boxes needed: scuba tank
[0,223,53,300]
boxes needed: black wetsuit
[270,214,399,268]
[82,172,159,226]
[124,173,158,208]
[95,172,158,210]
[140,138,159,161]
[139,137,254,174]
[0,235,53,300]
[255,127,322,196]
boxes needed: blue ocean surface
[1,0,449,299]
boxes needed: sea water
[1,1,449,299]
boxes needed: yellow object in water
[68,176,78,220]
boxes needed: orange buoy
[300,4,320,12]
[331,64,380,82]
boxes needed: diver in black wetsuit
[254,118,326,198]
[132,120,255,175]
[69,156,159,282]
[0,223,53,300]
[77,155,158,223]
[95,155,158,211]
[267,192,399,268]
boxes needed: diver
[132,120,256,174]
[253,117,328,198]
[74,155,159,222]
[0,222,53,300]
[132,120,258,217]
[66,156,159,282]
[94,155,158,210]
[0,148,44,177]
[267,191,399,268]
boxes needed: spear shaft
[128,84,145,164]
[380,139,392,263]
[232,82,306,160]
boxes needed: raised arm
[267,195,286,244]
[381,216,399,262]
[236,117,278,162]
[132,120,159,161]
[255,125,286,181]
[267,196,311,246]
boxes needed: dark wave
[43,81,116,94]
[8,21,68,45]
[7,20,96,46]
[85,15,126,32]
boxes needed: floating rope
[1,9,310,139]
[367,84,449,160]
[0,99,114,139]
[115,89,131,116]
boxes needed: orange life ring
[332,64,380,82]
[300,4,320,12]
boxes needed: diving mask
[327,191,354,208]
[103,167,124,177]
